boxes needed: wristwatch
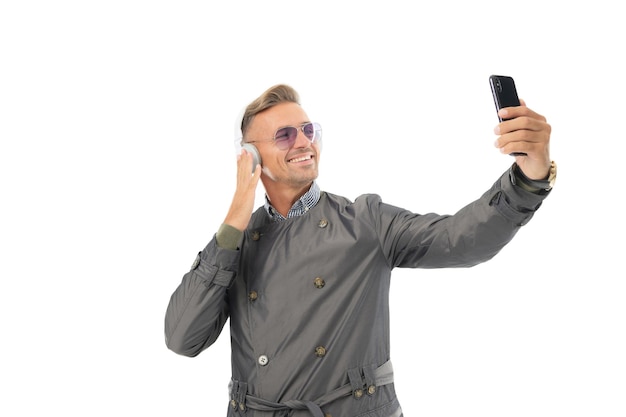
[512,161,557,194]
[547,161,557,189]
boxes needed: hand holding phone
[489,75,526,156]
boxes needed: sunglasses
[247,122,322,150]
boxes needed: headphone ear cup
[233,106,261,173]
[241,143,262,173]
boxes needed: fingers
[494,129,549,157]
[494,105,550,142]
[236,149,261,189]
[237,149,259,172]
[497,103,545,123]
[494,106,552,178]
[495,116,550,140]
[224,151,261,231]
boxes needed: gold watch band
[513,161,557,194]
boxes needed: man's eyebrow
[276,120,311,129]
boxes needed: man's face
[246,101,321,189]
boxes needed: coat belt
[229,360,395,417]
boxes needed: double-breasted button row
[257,346,327,366]
[248,277,325,303]
[250,219,331,371]
[250,278,329,363]
[249,219,329,243]
[257,349,327,363]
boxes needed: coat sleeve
[370,166,550,269]
[164,237,239,357]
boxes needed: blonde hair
[241,84,300,139]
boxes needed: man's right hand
[223,149,262,231]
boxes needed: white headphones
[233,106,262,172]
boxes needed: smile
[288,155,313,163]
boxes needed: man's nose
[292,128,311,148]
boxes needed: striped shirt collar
[264,181,321,222]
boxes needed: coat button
[314,346,327,357]
[367,385,376,395]
[230,399,237,409]
[354,388,363,399]
[248,290,258,301]
[251,231,261,241]
[258,355,269,366]
[313,277,325,289]
[318,219,328,228]
[190,252,201,270]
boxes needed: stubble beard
[262,164,319,189]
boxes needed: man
[164,84,555,417]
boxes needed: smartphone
[489,75,525,156]
[490,75,520,121]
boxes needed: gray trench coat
[165,167,549,417]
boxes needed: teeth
[289,156,311,163]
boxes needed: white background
[1,1,624,416]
